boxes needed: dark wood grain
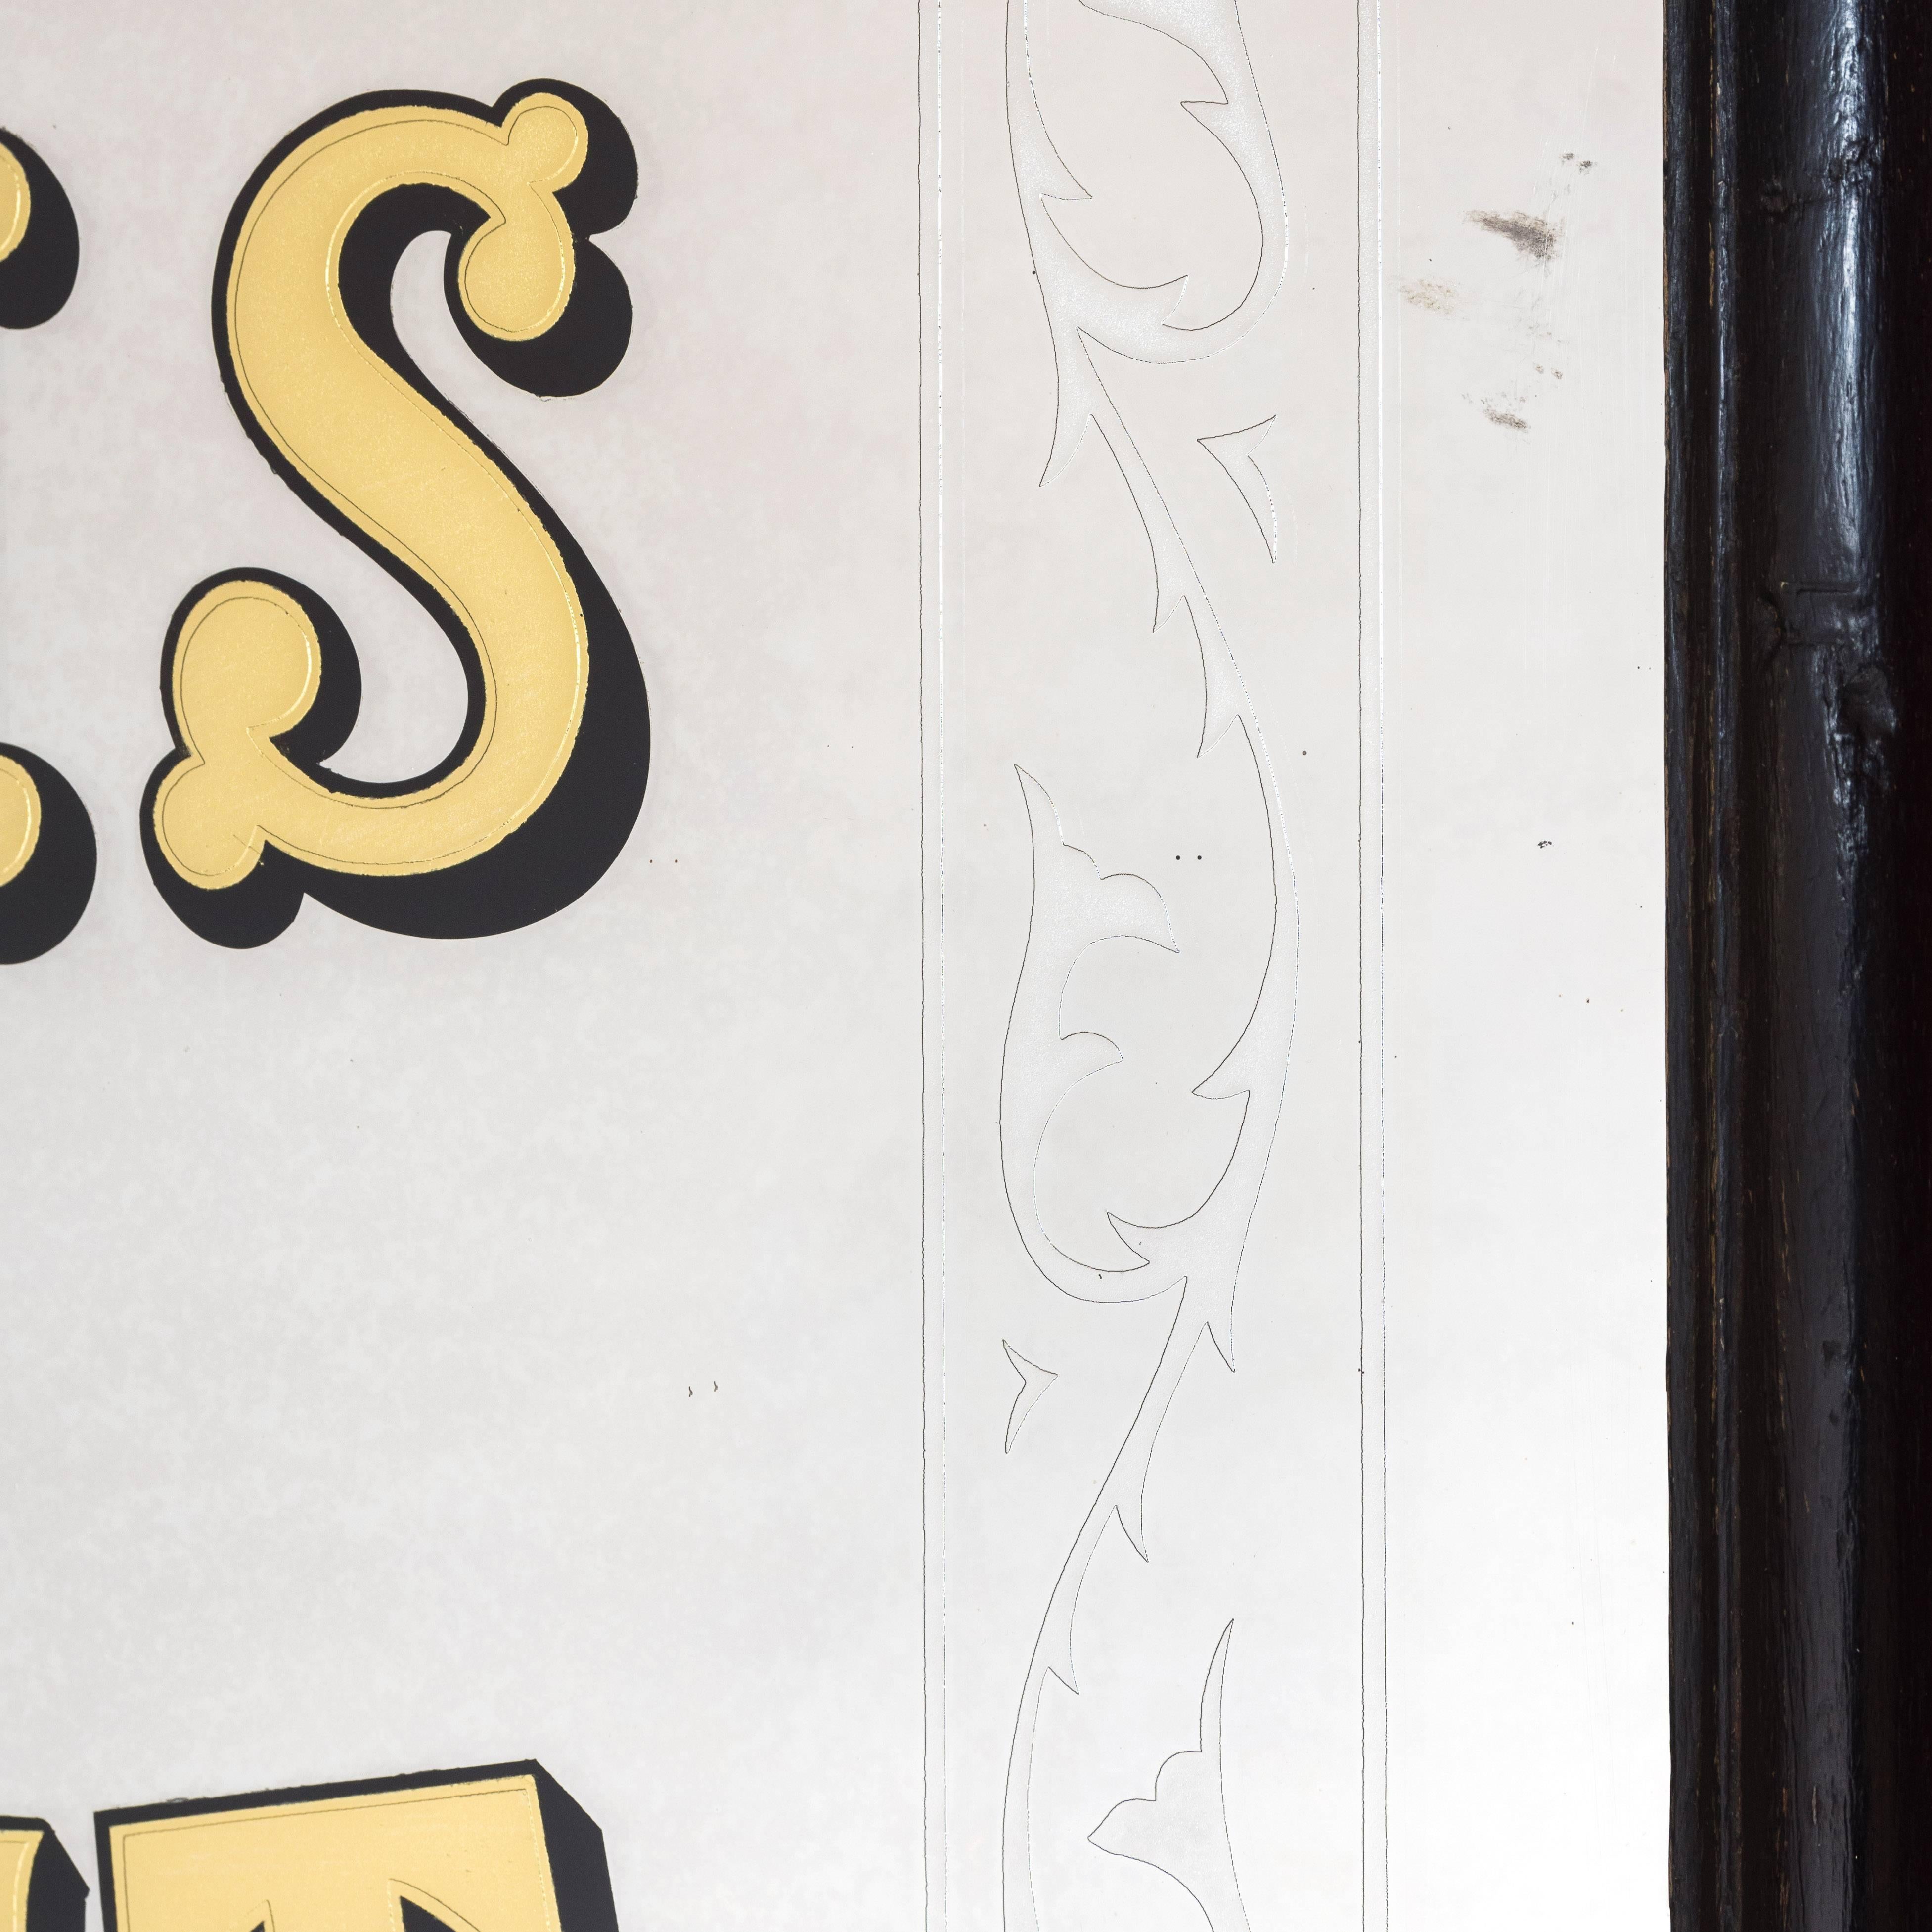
[1668,0,1932,1924]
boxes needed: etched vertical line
[1356,0,1391,1924]
[920,4,950,1928]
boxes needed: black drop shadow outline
[0,1816,89,1932]
[0,131,79,329]
[94,1762,619,1932]
[141,81,649,948]
[0,744,96,965]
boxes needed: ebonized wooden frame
[1668,0,1932,1923]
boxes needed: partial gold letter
[0,1817,87,1932]
[98,1765,616,1932]
[0,130,96,964]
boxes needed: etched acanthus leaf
[1090,1623,1253,1932]
[1199,418,1280,560]
[1003,1342,1062,1452]
[1002,766,1178,1292]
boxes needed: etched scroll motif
[998,3,1295,1929]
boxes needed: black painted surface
[1668,0,1932,1925]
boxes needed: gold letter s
[143,84,649,946]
